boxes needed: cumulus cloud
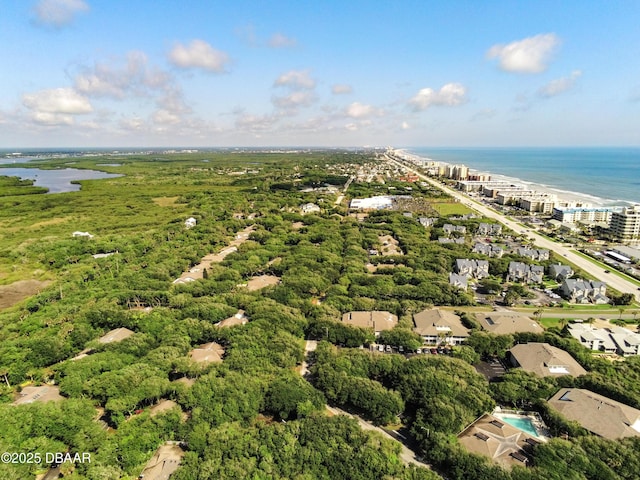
[409,83,467,111]
[332,84,353,95]
[274,70,315,90]
[33,0,89,27]
[168,40,230,73]
[538,70,582,97]
[22,87,91,126]
[23,87,92,114]
[119,116,145,131]
[345,102,380,118]
[235,113,280,132]
[75,51,170,98]
[268,33,297,48]
[487,33,560,73]
[272,91,316,110]
[152,109,181,125]
[32,112,74,126]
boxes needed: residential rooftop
[342,311,398,334]
[458,413,539,468]
[548,388,640,440]
[189,342,225,363]
[476,311,544,335]
[509,343,587,378]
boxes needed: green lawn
[430,202,472,216]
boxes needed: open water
[0,167,121,193]
[408,147,640,206]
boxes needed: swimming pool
[494,414,540,438]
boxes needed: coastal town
[0,148,639,480]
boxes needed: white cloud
[538,70,582,97]
[33,0,89,27]
[235,113,279,132]
[152,109,181,125]
[345,123,359,131]
[274,70,315,90]
[75,51,170,98]
[23,87,92,114]
[168,40,230,73]
[487,33,560,73]
[401,121,410,130]
[409,83,467,111]
[345,102,380,118]
[272,91,316,110]
[32,112,74,126]
[119,116,145,131]
[332,84,353,95]
[268,33,297,48]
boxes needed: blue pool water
[496,415,539,437]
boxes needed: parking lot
[368,344,452,356]
[474,358,507,381]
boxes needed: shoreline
[396,148,636,208]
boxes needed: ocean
[406,147,640,206]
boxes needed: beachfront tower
[610,205,640,243]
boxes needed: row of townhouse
[506,262,544,284]
[561,279,609,304]
[568,324,640,356]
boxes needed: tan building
[341,311,398,335]
[509,343,587,377]
[98,327,134,344]
[548,388,640,439]
[476,311,543,335]
[458,413,540,468]
[413,308,469,345]
[610,205,640,242]
[217,309,248,328]
[189,342,225,364]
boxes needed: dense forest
[0,151,639,479]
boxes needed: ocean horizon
[406,147,640,207]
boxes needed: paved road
[386,154,640,303]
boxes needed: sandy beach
[395,148,620,207]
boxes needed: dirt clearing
[0,279,50,309]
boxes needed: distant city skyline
[1,0,639,147]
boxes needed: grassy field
[430,201,472,216]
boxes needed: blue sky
[1,0,639,147]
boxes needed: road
[386,154,640,303]
[335,175,354,206]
